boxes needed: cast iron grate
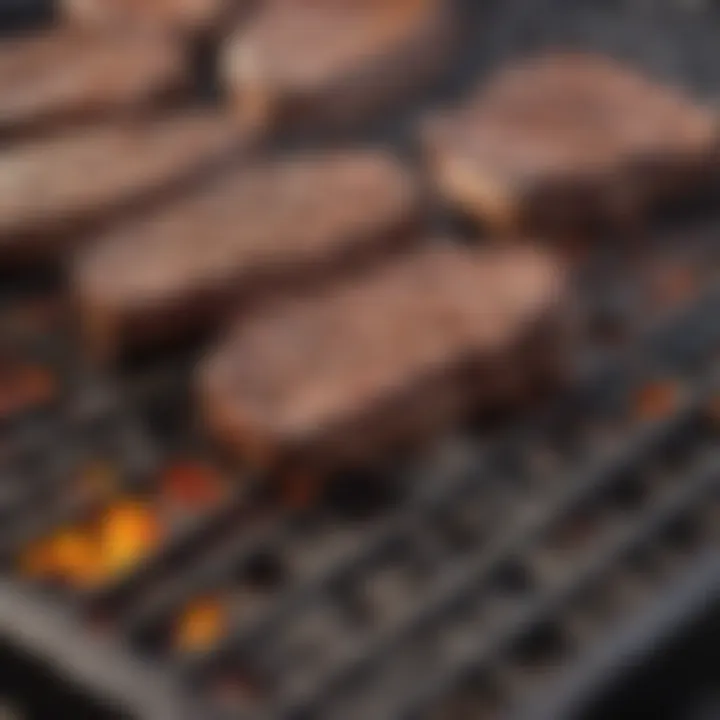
[0,1,719,719]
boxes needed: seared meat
[221,0,455,131]
[423,53,719,235]
[75,150,422,361]
[0,29,188,138]
[199,244,567,474]
[62,0,249,35]
[0,112,245,264]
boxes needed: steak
[221,0,455,132]
[75,150,422,361]
[0,29,189,138]
[0,112,246,264]
[62,0,249,35]
[422,52,719,235]
[199,244,567,475]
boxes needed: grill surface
[0,1,720,719]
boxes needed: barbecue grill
[0,0,719,719]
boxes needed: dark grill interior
[0,1,719,719]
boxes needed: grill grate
[1,226,718,720]
[0,1,720,719]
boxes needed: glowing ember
[0,362,56,419]
[634,380,680,422]
[19,529,103,588]
[99,500,163,576]
[175,597,226,652]
[19,498,163,588]
[51,530,104,587]
[161,461,226,510]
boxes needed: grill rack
[0,1,719,719]
[0,214,718,720]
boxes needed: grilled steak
[75,150,422,361]
[0,112,246,265]
[0,29,188,138]
[63,0,248,35]
[221,0,455,131]
[423,53,719,235]
[199,245,567,474]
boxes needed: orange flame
[174,597,226,652]
[99,500,163,576]
[19,498,163,588]
[20,529,103,588]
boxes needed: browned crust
[0,112,250,267]
[0,29,191,140]
[199,245,568,476]
[62,0,252,37]
[75,151,424,362]
[221,0,456,132]
[421,53,720,237]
